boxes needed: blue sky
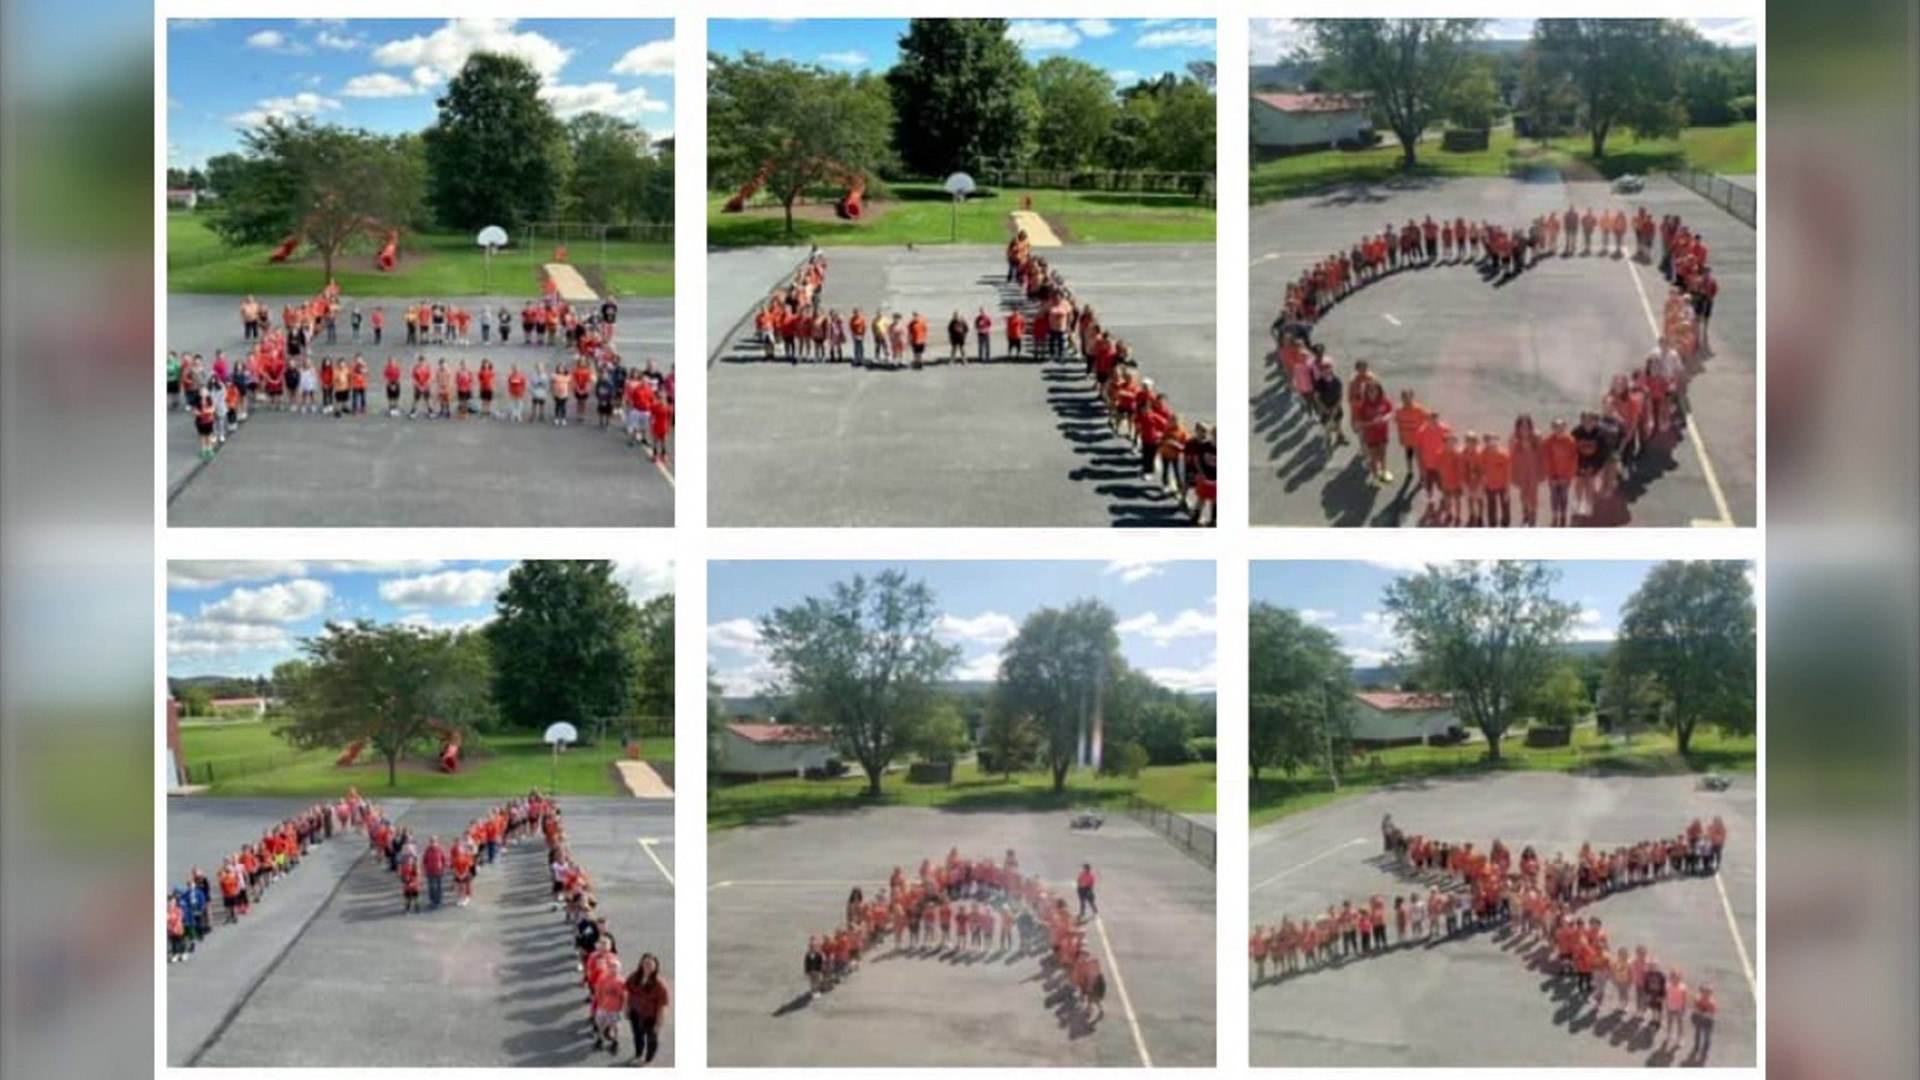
[708,560,1217,696]
[167,18,675,170]
[167,560,673,678]
[1249,560,1752,669]
[1251,18,1758,64]
[709,18,1216,86]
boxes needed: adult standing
[1076,863,1098,921]
[624,953,671,1066]
[422,837,448,909]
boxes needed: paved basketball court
[707,244,1216,526]
[1249,772,1757,1066]
[707,806,1215,1066]
[1248,174,1756,527]
[165,294,675,527]
[167,797,675,1067]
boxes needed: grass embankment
[1251,122,1757,203]
[178,719,673,799]
[707,181,1216,247]
[167,212,673,298]
[1250,726,1755,827]
[709,759,1215,831]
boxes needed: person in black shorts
[595,365,616,429]
[804,936,827,997]
[1570,411,1605,520]
[1312,360,1346,449]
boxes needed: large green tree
[978,692,1039,778]
[995,600,1121,793]
[1382,562,1577,761]
[633,591,675,723]
[886,18,1036,175]
[708,53,895,238]
[1531,19,1690,160]
[757,571,959,796]
[563,113,657,226]
[1248,603,1354,782]
[205,118,425,285]
[276,621,492,788]
[1613,561,1756,754]
[423,52,566,231]
[1032,57,1118,170]
[486,561,643,739]
[1299,19,1486,167]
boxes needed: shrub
[1186,736,1217,762]
[1100,740,1150,779]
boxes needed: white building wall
[1252,105,1372,150]
[720,732,836,776]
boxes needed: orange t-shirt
[1480,444,1511,490]
[1395,402,1429,449]
[1542,431,1579,481]
[908,318,929,346]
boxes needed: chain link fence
[1669,168,1756,228]
[1121,793,1216,868]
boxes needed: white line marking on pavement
[1250,253,1280,267]
[1381,313,1402,326]
[654,459,676,489]
[1092,912,1153,1068]
[1251,837,1369,893]
[636,838,675,887]
[1714,871,1757,997]
[1623,259,1735,527]
[706,879,853,890]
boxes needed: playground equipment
[554,244,569,263]
[543,721,579,797]
[336,738,367,766]
[438,734,461,773]
[723,159,866,220]
[837,174,866,220]
[375,230,399,271]
[267,235,301,264]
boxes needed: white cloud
[955,652,1003,682]
[1076,19,1116,39]
[1690,18,1756,47]
[713,661,778,697]
[1103,558,1167,585]
[170,561,309,588]
[1008,20,1082,51]
[410,66,445,91]
[201,580,331,625]
[1107,69,1142,87]
[612,39,675,76]
[1344,647,1395,669]
[1144,657,1217,692]
[1364,557,1440,574]
[378,568,507,608]
[614,560,675,602]
[167,612,295,658]
[816,50,869,68]
[1298,608,1338,625]
[316,30,364,52]
[1117,608,1217,645]
[541,82,669,120]
[937,612,1019,646]
[1138,26,1218,50]
[1569,606,1618,643]
[341,73,421,99]
[707,618,764,655]
[228,92,340,128]
[371,18,572,85]
[1250,19,1306,62]
[246,30,288,50]
[396,611,494,635]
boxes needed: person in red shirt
[1416,410,1452,517]
[973,307,994,364]
[478,359,497,419]
[1075,863,1098,920]
[1006,308,1027,359]
[907,312,929,368]
[454,361,475,420]
[1541,417,1580,527]
[624,376,655,448]
[1355,380,1394,485]
[588,940,627,1055]
[649,395,674,465]
[409,356,432,419]
[506,365,528,422]
[399,852,422,915]
[381,356,402,417]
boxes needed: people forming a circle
[1271,207,1720,526]
[174,284,675,465]
[747,241,1218,526]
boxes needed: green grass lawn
[708,759,1215,832]
[1251,122,1757,203]
[1250,726,1755,827]
[168,212,673,299]
[178,719,673,799]
[707,181,1216,248]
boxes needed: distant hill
[1353,639,1613,688]
[722,681,1214,718]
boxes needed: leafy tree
[1601,661,1668,735]
[487,561,641,738]
[178,685,214,717]
[1677,41,1756,126]
[1100,740,1149,779]
[708,53,895,238]
[633,591,675,723]
[1528,664,1590,728]
[706,669,726,771]
[1613,561,1756,754]
[205,119,425,285]
[423,52,566,231]
[1443,59,1503,129]
[1140,78,1219,182]
[886,18,1036,175]
[563,113,653,226]
[1515,45,1580,139]
[1381,562,1577,761]
[1248,603,1354,782]
[978,694,1038,778]
[997,600,1121,793]
[277,621,492,788]
[911,698,972,764]
[166,166,209,191]
[1299,19,1487,166]
[1031,57,1117,170]
[757,571,959,796]
[1532,19,1689,160]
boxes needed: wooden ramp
[1010,210,1063,247]
[612,760,674,799]
[544,262,598,303]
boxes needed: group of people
[1250,814,1730,1062]
[550,807,671,1063]
[240,292,621,353]
[164,797,346,962]
[1271,206,1722,526]
[800,850,1110,1027]
[176,285,673,463]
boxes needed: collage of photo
[159,14,1761,1074]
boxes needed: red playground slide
[337,739,367,766]
[376,231,399,271]
[837,174,866,220]
[438,738,461,773]
[268,235,300,264]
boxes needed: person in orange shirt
[847,307,869,366]
[451,838,476,906]
[649,395,674,465]
[907,312,929,369]
[478,359,497,419]
[1479,432,1512,527]
[1541,417,1580,527]
[1355,380,1394,485]
[1005,308,1026,360]
[1435,433,1465,525]
[454,361,474,419]
[1416,410,1452,515]
[1394,391,1429,489]
[1510,414,1543,527]
[505,365,528,422]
